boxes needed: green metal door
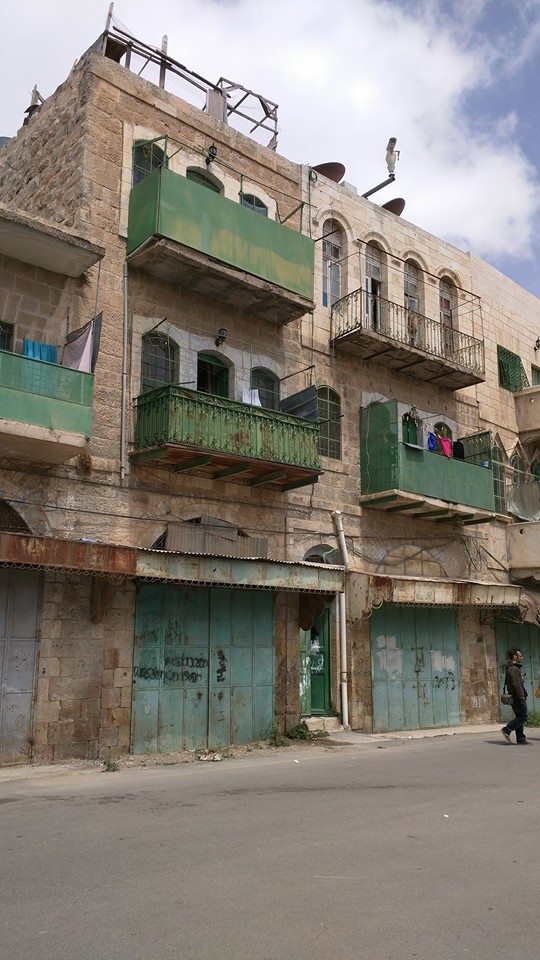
[132,584,275,753]
[495,621,540,722]
[371,604,460,732]
[300,610,330,716]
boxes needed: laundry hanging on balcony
[61,313,102,373]
[22,339,58,363]
[438,436,452,458]
[453,440,465,460]
[427,431,438,453]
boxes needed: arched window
[404,261,420,312]
[250,367,280,410]
[0,500,31,533]
[322,219,343,308]
[304,544,340,564]
[491,443,506,513]
[132,140,168,186]
[434,421,452,441]
[241,194,268,216]
[141,332,178,393]
[197,352,229,397]
[317,387,341,459]
[405,260,423,346]
[511,453,527,484]
[186,168,223,193]
[439,278,456,357]
[365,243,383,330]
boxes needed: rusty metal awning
[0,532,344,593]
[348,571,523,618]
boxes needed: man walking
[501,648,529,745]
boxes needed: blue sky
[2,0,540,298]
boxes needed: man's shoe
[501,728,511,744]
[516,739,530,745]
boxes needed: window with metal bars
[497,345,529,392]
[532,366,540,386]
[141,332,178,393]
[132,139,168,186]
[0,321,13,351]
[250,367,279,410]
[317,387,341,459]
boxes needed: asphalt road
[1,731,538,960]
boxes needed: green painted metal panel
[134,385,321,470]
[360,401,495,512]
[127,167,315,301]
[0,350,93,435]
[360,401,399,494]
[371,604,460,732]
[132,585,275,754]
[398,445,495,511]
[495,621,540,722]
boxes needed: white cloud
[1,0,539,266]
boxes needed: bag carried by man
[501,676,513,706]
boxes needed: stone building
[0,22,538,763]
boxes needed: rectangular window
[0,321,14,351]
[497,345,529,392]
[532,366,540,386]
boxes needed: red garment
[438,436,452,458]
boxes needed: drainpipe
[120,260,129,486]
[332,510,350,729]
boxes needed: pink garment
[438,436,452,458]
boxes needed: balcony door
[439,279,455,358]
[197,352,229,398]
[365,244,383,332]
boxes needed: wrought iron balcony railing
[132,385,321,490]
[332,288,485,385]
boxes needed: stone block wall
[0,254,86,350]
[0,61,92,235]
[458,609,499,723]
[32,572,135,762]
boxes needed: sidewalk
[0,723,510,784]
[329,722,506,744]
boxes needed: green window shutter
[497,345,529,392]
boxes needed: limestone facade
[0,37,538,761]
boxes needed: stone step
[303,716,343,733]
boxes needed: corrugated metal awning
[0,532,344,593]
[348,571,523,619]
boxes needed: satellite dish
[381,197,406,216]
[312,162,346,183]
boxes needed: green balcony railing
[360,401,496,513]
[127,167,315,301]
[134,385,321,471]
[0,349,93,435]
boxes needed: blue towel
[427,431,438,453]
[23,339,58,363]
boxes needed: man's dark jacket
[505,662,527,704]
